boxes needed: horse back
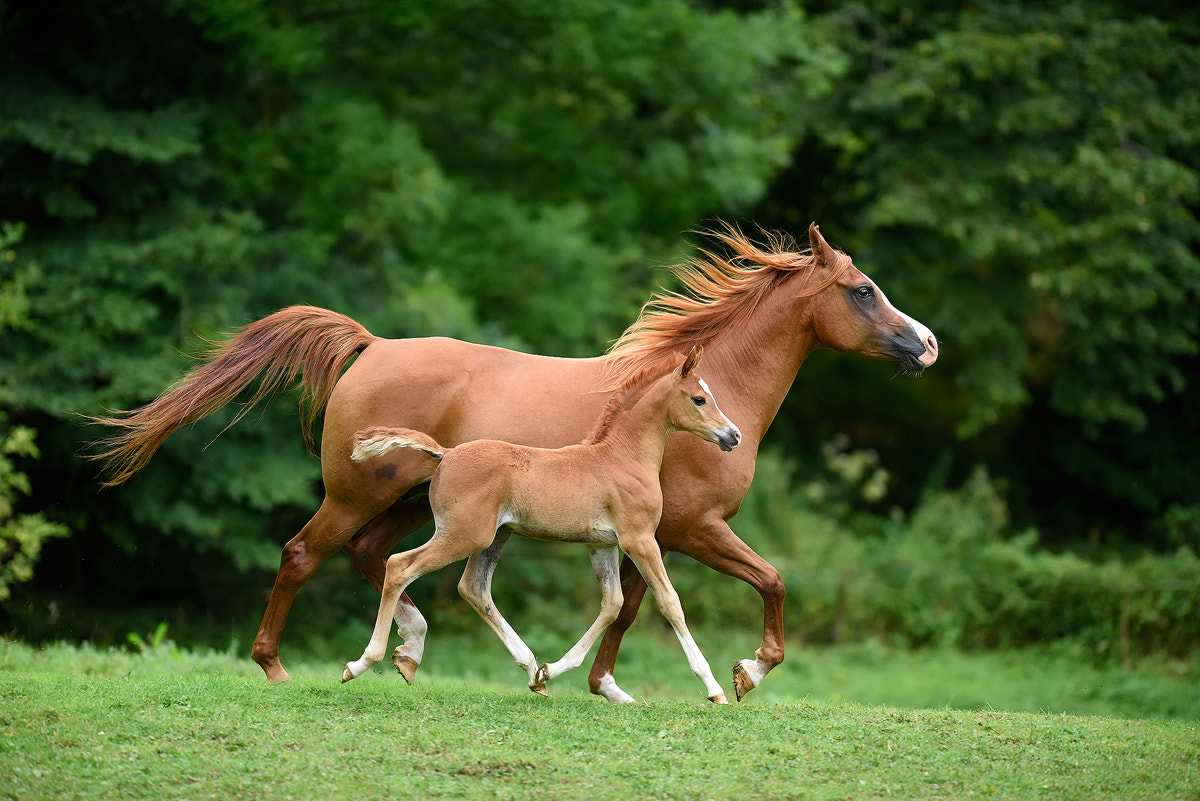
[325,337,607,454]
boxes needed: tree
[0,1,834,604]
[0,223,68,600]
[758,1,1200,544]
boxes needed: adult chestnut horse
[93,223,937,702]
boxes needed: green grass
[1,640,1197,800]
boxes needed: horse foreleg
[665,516,786,702]
[456,532,546,694]
[621,536,727,704]
[252,501,358,684]
[537,545,623,689]
[587,555,648,704]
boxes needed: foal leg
[666,516,786,702]
[342,498,436,683]
[342,534,476,683]
[456,531,546,694]
[587,556,649,704]
[589,516,785,702]
[622,536,727,704]
[536,545,624,690]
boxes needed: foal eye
[691,396,707,407]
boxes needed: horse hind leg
[252,499,363,684]
[537,545,624,691]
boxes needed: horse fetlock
[593,672,637,704]
[343,656,373,683]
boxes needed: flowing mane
[600,223,849,389]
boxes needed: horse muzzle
[716,427,742,452]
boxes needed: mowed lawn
[1,641,1196,800]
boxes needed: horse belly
[498,505,619,546]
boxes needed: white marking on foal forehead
[861,271,934,341]
[696,377,737,431]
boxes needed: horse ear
[681,346,703,378]
[809,222,836,268]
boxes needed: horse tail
[89,305,376,486]
[351,427,445,462]
[351,427,445,481]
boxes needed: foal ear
[681,346,703,378]
[809,222,837,268]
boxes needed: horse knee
[278,540,320,586]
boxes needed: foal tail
[351,427,445,468]
[89,306,376,486]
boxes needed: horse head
[669,347,741,452]
[804,223,938,374]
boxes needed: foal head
[665,347,741,452]
[803,224,939,374]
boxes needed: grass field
[1,639,1197,800]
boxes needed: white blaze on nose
[698,378,740,439]
[863,272,937,366]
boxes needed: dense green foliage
[673,450,1200,661]
[0,224,68,600]
[1,1,1197,658]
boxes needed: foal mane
[581,358,683,447]
[600,222,849,389]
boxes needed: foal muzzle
[716,427,742,452]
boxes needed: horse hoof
[341,665,355,683]
[732,660,758,702]
[709,692,729,705]
[535,664,551,685]
[392,652,419,684]
[530,683,549,697]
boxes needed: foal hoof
[535,664,551,686]
[708,691,729,705]
[341,664,356,684]
[529,682,549,697]
[392,651,419,684]
[732,659,759,702]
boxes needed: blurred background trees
[1,0,1196,659]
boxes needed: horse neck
[703,274,821,442]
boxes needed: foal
[341,347,741,703]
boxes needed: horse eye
[856,285,874,300]
[691,396,706,407]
